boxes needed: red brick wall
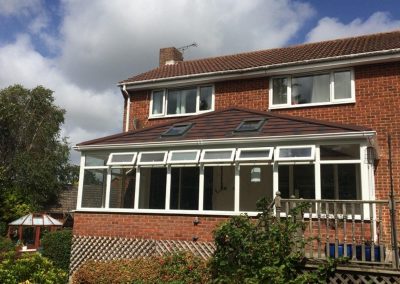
[73,212,227,242]
[75,61,400,241]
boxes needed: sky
[1,0,400,164]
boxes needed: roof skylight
[234,119,266,132]
[162,123,193,137]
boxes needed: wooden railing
[272,192,400,269]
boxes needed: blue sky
[0,0,399,163]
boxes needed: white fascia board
[120,50,400,90]
[74,131,376,151]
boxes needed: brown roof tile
[78,108,372,147]
[120,30,400,85]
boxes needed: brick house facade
[72,31,400,269]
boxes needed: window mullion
[165,166,171,210]
[315,145,321,200]
[330,72,334,102]
[198,164,204,211]
[134,167,141,209]
[234,163,240,212]
[104,167,111,209]
[76,155,86,210]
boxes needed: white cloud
[58,0,315,90]
[0,0,41,16]
[306,12,400,42]
[0,35,122,163]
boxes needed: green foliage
[0,249,67,284]
[210,199,337,284]
[0,84,74,228]
[72,252,210,284]
[41,229,72,271]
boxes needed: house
[71,31,400,274]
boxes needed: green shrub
[72,252,210,284]
[210,198,338,284]
[0,237,14,254]
[0,251,67,284]
[41,229,72,271]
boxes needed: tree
[0,85,71,229]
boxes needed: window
[170,167,199,210]
[107,152,137,165]
[240,165,273,211]
[200,149,236,163]
[236,147,273,161]
[139,168,166,209]
[85,152,109,166]
[234,119,266,132]
[320,144,360,160]
[150,85,214,117]
[279,165,315,199]
[276,146,315,161]
[204,166,235,211]
[162,123,192,137]
[137,151,167,165]
[270,70,354,108]
[109,168,136,208]
[167,150,200,164]
[81,169,107,208]
[321,164,361,200]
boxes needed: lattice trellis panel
[327,271,400,284]
[70,235,215,273]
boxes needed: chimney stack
[159,47,183,66]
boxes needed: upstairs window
[270,70,354,109]
[150,85,214,118]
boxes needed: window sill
[149,109,214,120]
[269,100,355,110]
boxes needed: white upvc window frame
[149,85,215,118]
[137,151,168,165]
[107,152,137,166]
[269,69,355,110]
[200,148,236,163]
[275,145,316,161]
[167,150,201,164]
[236,147,274,161]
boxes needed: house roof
[77,108,372,147]
[120,30,400,86]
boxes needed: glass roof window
[234,119,266,132]
[162,123,193,137]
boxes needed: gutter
[118,48,400,90]
[74,131,376,151]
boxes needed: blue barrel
[328,243,352,258]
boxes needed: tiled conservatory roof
[120,30,400,85]
[77,107,371,147]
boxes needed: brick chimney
[159,47,183,66]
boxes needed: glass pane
[163,124,191,136]
[110,153,135,164]
[292,74,330,104]
[167,90,179,114]
[170,167,199,210]
[204,166,234,211]
[279,147,312,158]
[152,91,164,115]
[203,150,233,161]
[240,166,273,211]
[236,120,264,132]
[272,78,287,104]
[320,144,360,160]
[167,88,196,114]
[139,168,166,209]
[170,151,198,162]
[239,149,271,160]
[85,152,108,166]
[140,152,165,163]
[200,86,212,111]
[81,169,107,208]
[334,71,351,99]
[110,168,136,208]
[321,164,360,200]
[279,165,315,199]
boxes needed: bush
[0,251,67,284]
[0,237,14,254]
[72,252,210,284]
[210,198,338,284]
[41,229,72,271]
